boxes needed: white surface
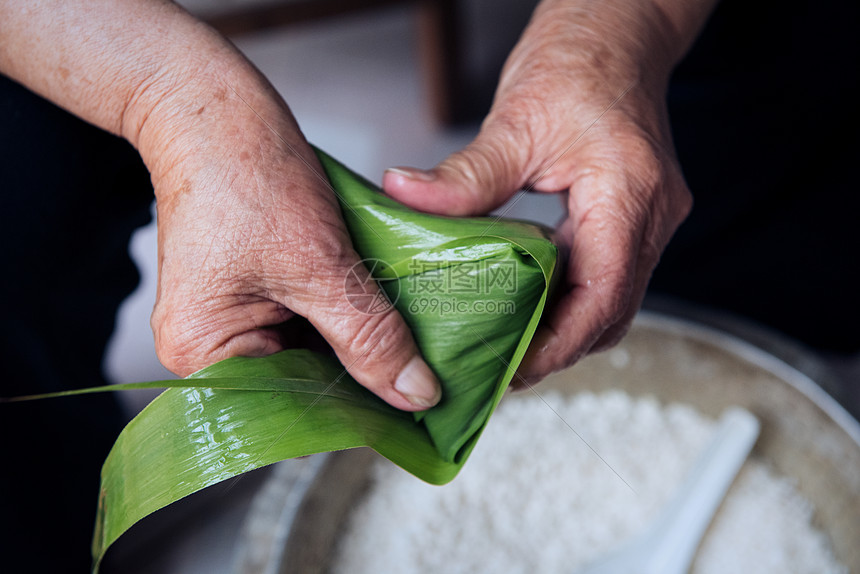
[579,408,760,574]
[332,391,845,574]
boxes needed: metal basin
[237,312,860,573]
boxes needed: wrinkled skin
[145,75,442,411]
[0,0,440,411]
[384,0,709,386]
[1,0,713,406]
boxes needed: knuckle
[595,288,630,327]
[266,231,357,303]
[456,143,501,189]
[151,311,195,374]
[553,349,585,374]
[438,115,533,201]
[351,311,408,358]
[673,178,694,221]
[531,341,585,379]
[581,257,633,328]
[342,310,412,377]
[591,319,633,354]
[150,299,214,375]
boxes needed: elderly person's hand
[0,0,441,410]
[384,0,716,384]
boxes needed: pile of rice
[332,390,846,574]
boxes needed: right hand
[138,63,442,411]
[383,0,699,385]
[0,0,442,411]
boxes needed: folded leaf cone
[90,148,557,570]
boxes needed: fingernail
[385,167,436,182]
[394,356,442,408]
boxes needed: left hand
[382,0,697,384]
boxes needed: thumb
[383,123,530,216]
[306,259,442,412]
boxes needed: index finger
[517,172,648,383]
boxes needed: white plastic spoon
[578,407,761,574]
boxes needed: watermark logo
[406,260,518,295]
[344,258,399,315]
[407,296,516,317]
[345,258,520,316]
[405,260,519,317]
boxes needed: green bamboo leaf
[91,350,457,569]
[314,149,557,462]
[88,148,557,571]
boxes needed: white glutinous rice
[331,390,847,574]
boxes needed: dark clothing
[652,0,860,352]
[0,74,153,573]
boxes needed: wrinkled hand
[138,67,441,411]
[0,0,445,410]
[383,0,695,383]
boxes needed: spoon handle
[644,407,760,573]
